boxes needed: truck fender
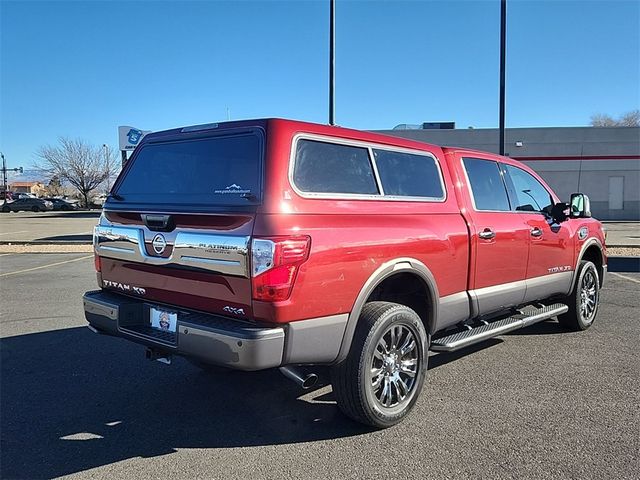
[569,237,606,294]
[333,257,439,364]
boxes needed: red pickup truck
[84,118,606,428]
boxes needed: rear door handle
[530,227,543,237]
[478,228,496,240]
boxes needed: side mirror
[550,202,569,223]
[570,193,591,218]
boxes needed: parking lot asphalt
[1,254,639,479]
[0,210,100,243]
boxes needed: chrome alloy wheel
[370,324,420,408]
[579,269,598,324]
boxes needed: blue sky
[1,0,639,170]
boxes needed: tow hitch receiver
[145,347,172,365]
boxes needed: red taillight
[94,254,102,272]
[251,236,310,302]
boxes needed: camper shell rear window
[110,129,264,210]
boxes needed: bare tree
[45,175,64,197]
[590,109,640,127]
[619,109,640,127]
[36,138,119,208]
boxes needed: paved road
[0,254,638,479]
[0,210,99,243]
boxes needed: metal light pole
[499,0,507,155]
[1,153,7,198]
[329,0,336,125]
[1,153,23,203]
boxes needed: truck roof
[139,118,446,154]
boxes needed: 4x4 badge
[152,234,167,255]
[223,306,245,316]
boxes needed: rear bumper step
[431,303,568,352]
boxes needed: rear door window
[373,149,444,199]
[114,131,263,207]
[293,139,379,195]
[462,158,511,211]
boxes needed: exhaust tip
[301,373,319,389]
[279,366,319,389]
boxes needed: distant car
[0,191,13,201]
[12,193,37,200]
[43,197,78,211]
[1,198,53,212]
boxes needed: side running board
[431,303,568,352]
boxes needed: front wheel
[558,260,600,331]
[331,301,428,428]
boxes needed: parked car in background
[1,197,53,212]
[12,193,37,200]
[0,191,13,201]
[43,197,79,211]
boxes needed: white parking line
[610,272,640,284]
[0,231,28,236]
[0,255,93,277]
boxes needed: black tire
[331,301,428,428]
[1,206,9,213]
[558,260,600,331]
[31,206,39,212]
[61,205,70,211]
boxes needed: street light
[499,0,507,155]
[329,0,336,125]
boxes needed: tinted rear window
[293,140,378,195]
[462,158,511,211]
[373,149,444,198]
[114,132,262,207]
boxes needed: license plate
[149,307,177,333]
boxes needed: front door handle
[530,227,543,237]
[478,228,496,240]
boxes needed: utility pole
[1,153,24,203]
[1,153,7,198]
[499,0,507,155]
[329,0,336,125]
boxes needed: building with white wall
[376,126,640,221]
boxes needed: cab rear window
[113,132,262,207]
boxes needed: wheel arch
[334,258,439,364]
[572,238,605,292]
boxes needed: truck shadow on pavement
[0,327,372,478]
[1,326,509,478]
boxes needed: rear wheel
[331,301,428,428]
[558,260,600,331]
